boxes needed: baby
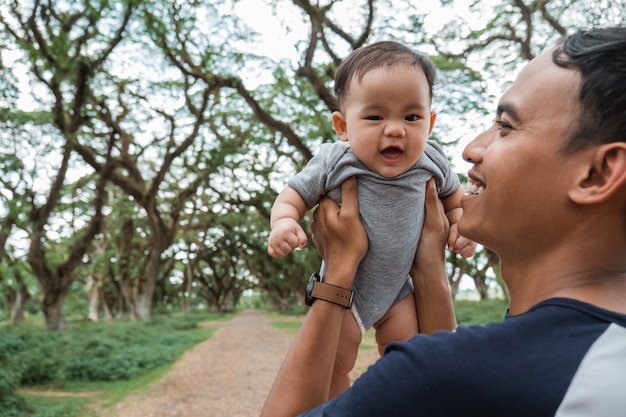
[268,41,475,397]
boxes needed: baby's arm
[268,186,309,258]
[441,185,476,258]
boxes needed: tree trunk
[131,227,166,321]
[474,274,490,300]
[134,292,153,321]
[9,286,29,324]
[28,142,109,331]
[87,275,99,321]
[100,285,113,320]
[86,272,113,321]
[115,289,126,320]
[42,290,68,331]
[181,261,194,313]
[487,249,508,302]
[118,277,138,320]
[447,254,470,300]
[449,269,462,300]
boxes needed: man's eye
[494,119,512,129]
[405,114,420,121]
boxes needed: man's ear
[331,111,348,141]
[569,143,626,204]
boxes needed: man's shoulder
[397,298,622,360]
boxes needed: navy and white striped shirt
[301,298,626,416]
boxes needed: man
[261,27,626,416]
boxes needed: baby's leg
[373,293,419,356]
[329,309,362,398]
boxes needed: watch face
[305,273,319,306]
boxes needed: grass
[1,311,229,417]
[269,298,509,329]
[3,300,507,417]
[267,299,511,360]
[268,298,510,346]
[98,324,217,406]
[360,328,377,350]
[19,358,202,417]
[269,320,301,334]
[454,298,509,325]
[19,394,96,417]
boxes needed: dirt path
[101,310,377,417]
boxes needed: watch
[305,272,354,309]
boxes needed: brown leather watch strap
[311,281,354,308]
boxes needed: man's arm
[261,177,367,417]
[412,178,457,335]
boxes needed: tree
[429,0,625,298]
[0,0,622,327]
[0,0,132,331]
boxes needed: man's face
[459,50,585,259]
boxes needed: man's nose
[462,128,492,164]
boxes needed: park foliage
[1,0,622,331]
[0,301,506,416]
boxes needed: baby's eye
[405,114,420,121]
[365,115,382,121]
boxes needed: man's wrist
[320,258,359,289]
[411,256,447,293]
[305,273,354,308]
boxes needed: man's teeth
[465,182,485,195]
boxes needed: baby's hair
[333,41,437,111]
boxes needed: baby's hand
[268,218,308,258]
[447,223,476,258]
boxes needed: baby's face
[334,64,434,178]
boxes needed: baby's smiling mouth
[380,147,403,160]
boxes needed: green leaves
[0,0,622,325]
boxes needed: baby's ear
[331,111,349,141]
[569,143,626,205]
[428,111,437,136]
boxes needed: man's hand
[412,178,457,334]
[261,178,367,417]
[311,176,367,288]
[416,178,450,261]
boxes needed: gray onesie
[288,140,459,331]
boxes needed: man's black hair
[553,26,626,152]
